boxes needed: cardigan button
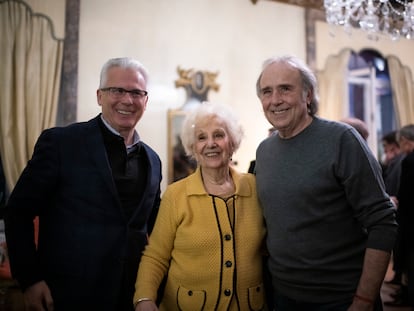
[224,289,231,296]
[224,234,231,241]
[225,260,232,267]
[188,290,193,296]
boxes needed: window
[347,49,397,160]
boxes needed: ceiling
[251,0,324,10]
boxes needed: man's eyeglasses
[100,87,148,99]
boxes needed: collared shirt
[100,115,140,154]
[98,114,148,220]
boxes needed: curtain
[316,49,351,120]
[387,55,414,127]
[0,0,64,192]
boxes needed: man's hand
[24,281,54,311]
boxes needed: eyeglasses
[100,87,148,99]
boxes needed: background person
[255,55,397,310]
[247,126,276,174]
[340,117,369,141]
[133,102,266,311]
[4,57,162,311]
[381,131,405,291]
[390,124,414,307]
[381,130,404,201]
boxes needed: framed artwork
[167,109,197,184]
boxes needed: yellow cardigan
[134,166,266,311]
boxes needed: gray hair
[99,57,149,88]
[180,102,244,158]
[256,55,319,116]
[398,124,414,142]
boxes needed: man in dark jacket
[4,57,162,311]
[393,124,414,307]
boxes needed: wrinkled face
[97,67,148,134]
[192,116,233,170]
[258,62,312,139]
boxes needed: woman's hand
[135,300,158,311]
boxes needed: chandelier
[324,0,414,41]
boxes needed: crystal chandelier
[324,0,414,41]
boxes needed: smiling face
[258,61,312,139]
[193,116,233,170]
[97,66,148,140]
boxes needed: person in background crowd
[255,55,397,311]
[388,124,414,307]
[381,131,405,298]
[133,102,266,311]
[248,126,276,174]
[340,117,369,141]
[4,57,162,311]
[381,130,404,200]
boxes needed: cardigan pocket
[177,285,206,311]
[248,283,265,311]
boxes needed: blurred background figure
[381,131,404,205]
[248,127,276,174]
[340,117,369,141]
[381,131,406,306]
[386,125,414,307]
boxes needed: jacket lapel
[128,142,161,224]
[84,116,119,199]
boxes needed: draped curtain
[387,55,414,127]
[317,49,414,129]
[0,0,64,192]
[316,49,351,120]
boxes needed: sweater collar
[185,166,252,197]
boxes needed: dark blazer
[4,115,162,310]
[397,151,414,252]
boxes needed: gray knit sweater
[256,117,397,303]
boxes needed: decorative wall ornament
[174,67,220,110]
[168,67,220,183]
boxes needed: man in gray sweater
[255,55,397,310]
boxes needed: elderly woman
[133,102,266,311]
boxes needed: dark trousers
[408,248,414,307]
[271,292,383,311]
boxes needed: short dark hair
[382,131,399,146]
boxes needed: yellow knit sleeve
[133,186,180,302]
